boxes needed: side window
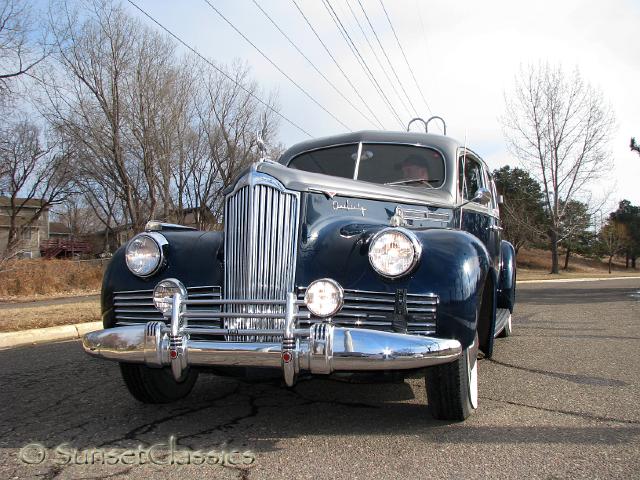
[458,156,466,199]
[463,157,484,201]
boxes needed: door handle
[489,225,503,231]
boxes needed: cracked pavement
[1,278,639,479]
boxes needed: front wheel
[119,363,199,404]
[425,339,478,421]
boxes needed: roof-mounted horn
[407,116,447,136]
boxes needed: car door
[459,152,500,271]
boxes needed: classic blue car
[83,124,516,421]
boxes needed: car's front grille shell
[223,175,300,341]
[298,288,438,335]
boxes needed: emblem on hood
[332,200,367,217]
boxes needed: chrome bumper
[83,293,461,386]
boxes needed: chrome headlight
[125,233,166,277]
[304,278,344,318]
[153,278,187,316]
[368,228,421,278]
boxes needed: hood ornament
[390,207,406,227]
[256,130,269,163]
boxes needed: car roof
[278,130,463,165]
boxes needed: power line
[379,0,432,115]
[343,0,412,118]
[290,0,385,130]
[201,0,352,132]
[251,0,375,129]
[322,0,404,129]
[125,0,313,138]
[356,0,417,120]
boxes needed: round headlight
[304,279,344,318]
[368,228,421,278]
[125,233,166,277]
[153,278,187,316]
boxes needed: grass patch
[0,299,101,332]
[518,270,640,281]
[0,259,105,300]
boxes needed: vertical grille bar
[223,172,300,341]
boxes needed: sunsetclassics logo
[18,436,256,467]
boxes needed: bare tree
[599,221,628,274]
[43,0,280,240]
[0,118,74,256]
[46,0,157,232]
[184,60,280,228]
[502,64,615,273]
[0,0,51,99]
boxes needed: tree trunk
[564,247,571,270]
[608,255,613,274]
[632,256,637,269]
[625,252,629,269]
[549,231,559,274]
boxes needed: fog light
[304,279,344,318]
[153,278,187,316]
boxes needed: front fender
[101,231,224,328]
[497,240,516,312]
[295,221,493,349]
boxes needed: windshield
[288,143,445,188]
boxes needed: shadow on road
[1,341,638,456]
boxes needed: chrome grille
[113,286,221,328]
[297,288,437,335]
[224,172,300,341]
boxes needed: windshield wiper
[385,178,440,188]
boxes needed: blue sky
[61,1,640,206]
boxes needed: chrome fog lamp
[153,278,187,316]
[125,233,166,277]
[304,279,344,318]
[368,228,421,278]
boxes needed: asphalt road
[1,278,639,480]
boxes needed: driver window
[460,155,484,200]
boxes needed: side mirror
[471,187,492,205]
[497,194,504,205]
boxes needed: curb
[0,321,103,350]
[517,276,640,284]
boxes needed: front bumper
[83,293,461,386]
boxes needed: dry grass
[0,299,100,332]
[0,259,104,300]
[517,247,640,280]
